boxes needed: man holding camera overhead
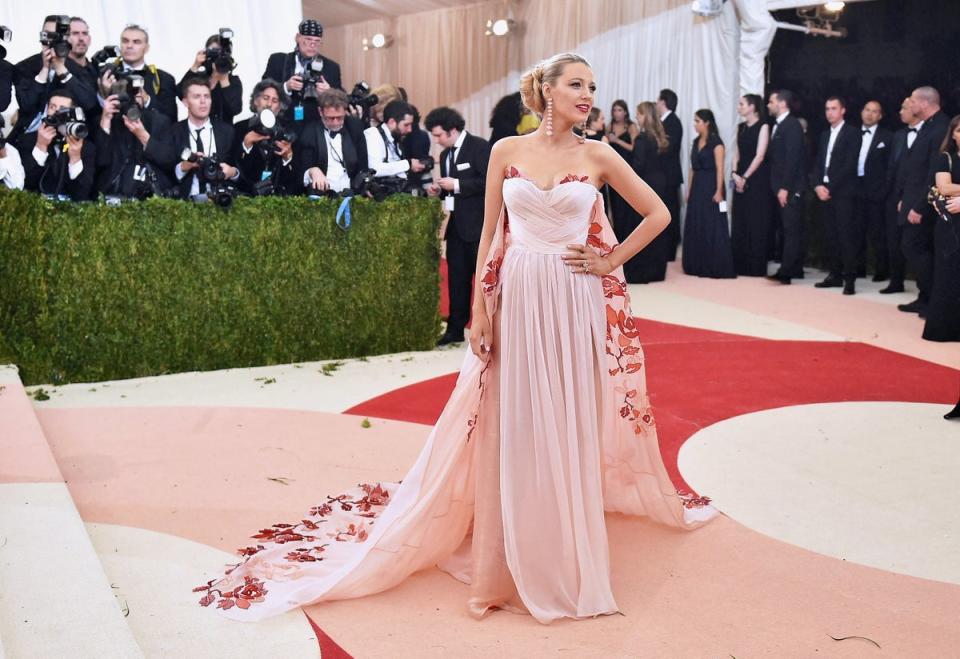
[94,69,176,199]
[262,19,342,126]
[173,76,239,201]
[17,90,95,200]
[233,79,297,195]
[179,30,243,125]
[97,24,177,123]
[11,15,98,141]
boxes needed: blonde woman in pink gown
[196,52,716,624]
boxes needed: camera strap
[376,125,401,163]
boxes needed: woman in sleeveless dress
[606,100,640,238]
[196,53,716,624]
[682,109,736,278]
[731,94,771,277]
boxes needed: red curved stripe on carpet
[345,319,958,491]
[305,611,353,658]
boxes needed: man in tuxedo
[18,90,95,200]
[424,106,491,346]
[94,81,176,198]
[11,15,98,142]
[233,80,297,196]
[766,89,807,284]
[657,88,683,260]
[262,20,342,127]
[298,89,368,194]
[880,97,919,295]
[172,77,239,200]
[896,86,950,316]
[853,100,892,282]
[363,100,427,179]
[97,24,178,123]
[812,96,861,294]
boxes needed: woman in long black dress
[926,116,960,420]
[682,109,735,278]
[620,101,670,283]
[731,94,771,276]
[606,100,640,235]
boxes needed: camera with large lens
[248,109,297,149]
[351,168,408,202]
[347,81,378,109]
[0,25,12,60]
[300,58,325,101]
[42,106,88,139]
[110,72,145,121]
[180,149,238,208]
[90,45,121,67]
[203,28,236,74]
[39,15,71,58]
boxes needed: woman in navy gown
[682,109,735,278]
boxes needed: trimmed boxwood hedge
[0,190,442,385]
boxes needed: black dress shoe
[946,400,960,420]
[872,272,889,282]
[766,272,783,281]
[436,332,464,346]
[897,299,927,314]
[814,276,843,288]
[879,282,905,294]
[843,280,856,295]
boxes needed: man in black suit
[812,96,861,294]
[94,82,176,198]
[179,32,243,124]
[853,100,892,282]
[896,86,950,315]
[425,107,491,346]
[172,77,239,200]
[18,90,95,200]
[766,89,807,283]
[880,97,919,295]
[297,89,368,194]
[97,24,178,124]
[657,89,683,260]
[233,80,297,196]
[262,20,343,128]
[12,15,98,142]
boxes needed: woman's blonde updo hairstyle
[519,52,592,115]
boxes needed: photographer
[261,20,342,126]
[97,24,177,124]
[94,77,176,199]
[18,90,95,200]
[11,15,97,141]
[0,25,14,113]
[173,76,239,200]
[0,116,25,190]
[297,88,367,194]
[363,100,427,179]
[179,30,242,124]
[65,17,98,93]
[233,79,297,196]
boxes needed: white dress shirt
[857,124,877,177]
[446,129,468,194]
[907,120,923,149]
[822,122,843,183]
[363,125,409,178]
[771,110,790,137]
[32,141,84,181]
[176,118,233,197]
[659,110,672,123]
[0,143,26,190]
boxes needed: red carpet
[345,320,957,492]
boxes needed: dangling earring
[578,120,586,144]
[545,97,554,137]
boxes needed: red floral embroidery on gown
[196,166,717,623]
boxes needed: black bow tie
[862,128,872,135]
[326,129,341,139]
[907,127,918,133]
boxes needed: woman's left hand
[562,244,614,276]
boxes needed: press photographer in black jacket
[233,79,297,196]
[178,30,243,125]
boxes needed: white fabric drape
[735,0,777,97]
[0,0,301,123]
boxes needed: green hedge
[0,190,442,385]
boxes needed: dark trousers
[777,192,805,278]
[901,216,935,302]
[820,194,857,281]
[665,185,681,261]
[885,196,906,284]
[854,183,888,277]
[445,220,479,337]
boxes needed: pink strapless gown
[196,167,716,624]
